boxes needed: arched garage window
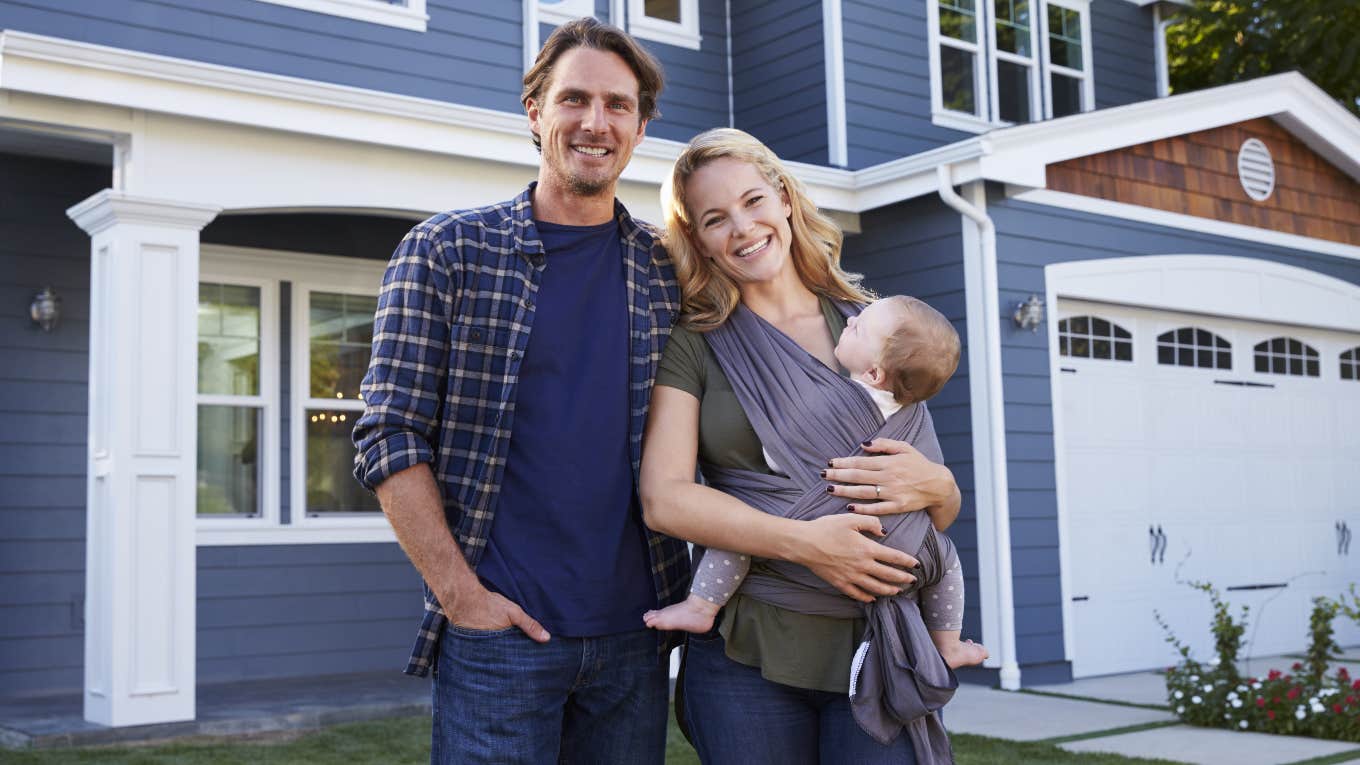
[1058,316,1132,361]
[1157,327,1230,369]
[1343,348,1360,381]
[1254,337,1319,377]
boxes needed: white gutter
[936,164,1021,691]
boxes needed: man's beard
[566,171,610,198]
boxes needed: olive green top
[655,298,865,693]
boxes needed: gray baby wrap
[700,301,957,762]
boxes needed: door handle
[1156,525,1167,564]
[1344,522,1352,556]
[1149,525,1158,565]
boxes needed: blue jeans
[431,624,667,764]
[681,629,921,765]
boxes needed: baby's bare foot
[643,597,718,634]
[939,639,989,669]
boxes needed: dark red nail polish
[819,469,827,478]
[826,460,835,468]
[861,440,872,447]
[845,505,855,512]
[826,486,834,494]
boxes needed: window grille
[1253,337,1319,377]
[1156,327,1230,369]
[1058,315,1132,361]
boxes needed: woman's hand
[824,438,961,530]
[793,514,919,603]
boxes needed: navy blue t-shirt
[476,218,657,636]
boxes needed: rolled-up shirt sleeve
[352,227,454,492]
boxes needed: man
[352,18,689,764]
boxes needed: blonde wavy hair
[662,128,873,332]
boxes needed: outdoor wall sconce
[30,286,60,332]
[1013,294,1045,332]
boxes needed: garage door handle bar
[1225,583,1287,591]
[1213,379,1275,389]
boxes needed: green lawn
[0,714,1188,765]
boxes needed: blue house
[1,0,1357,728]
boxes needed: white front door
[1057,299,1360,678]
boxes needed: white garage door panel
[1057,299,1360,678]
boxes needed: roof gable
[1046,117,1360,246]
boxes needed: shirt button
[510,350,521,361]
[521,297,534,309]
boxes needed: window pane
[1158,346,1174,365]
[644,0,681,22]
[197,405,259,517]
[1051,72,1082,117]
[1114,341,1132,362]
[940,0,978,42]
[1092,338,1110,359]
[997,60,1032,123]
[198,282,261,396]
[306,410,380,514]
[994,0,1031,56]
[1058,335,1069,356]
[1217,351,1231,369]
[310,292,378,400]
[1047,5,1083,69]
[940,46,978,114]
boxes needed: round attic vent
[1237,138,1275,202]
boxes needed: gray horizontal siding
[989,190,1360,668]
[197,544,421,684]
[841,195,985,641]
[0,151,107,698]
[732,0,828,165]
[842,0,972,168]
[1091,0,1158,109]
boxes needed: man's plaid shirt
[352,185,691,676]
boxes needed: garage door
[1057,299,1360,678]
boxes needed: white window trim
[986,0,1043,127]
[195,275,281,535]
[538,0,596,27]
[627,0,702,50]
[928,0,990,130]
[197,246,390,546]
[251,0,428,32]
[929,0,1094,132]
[290,280,390,533]
[1039,0,1095,119]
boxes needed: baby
[643,295,988,670]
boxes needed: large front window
[300,290,381,516]
[197,283,267,518]
[197,249,387,545]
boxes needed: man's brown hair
[879,296,961,405]
[521,17,664,151]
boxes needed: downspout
[935,164,1021,691]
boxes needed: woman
[640,128,962,764]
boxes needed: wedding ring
[875,485,881,499]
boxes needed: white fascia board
[980,72,1360,185]
[6,33,1357,218]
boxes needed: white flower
[1192,696,1203,704]
[1175,690,1184,699]
[1296,709,1307,720]
[1312,702,1326,714]
[1231,699,1243,708]
[1176,705,1185,714]
[1239,720,1248,729]
[1204,684,1214,693]
[1237,685,1248,693]
[1190,675,1200,682]
[1227,691,1239,701]
[1252,682,1262,690]
[1309,697,1319,705]
[1210,656,1221,666]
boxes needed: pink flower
[1267,710,1276,720]
[1256,697,1266,708]
[1268,669,1283,680]
[1286,687,1301,700]
[1335,704,1344,714]
[1340,667,1351,680]
[1292,662,1304,671]
[1352,679,1360,691]
[1346,695,1356,705]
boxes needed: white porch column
[67,191,221,727]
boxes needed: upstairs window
[539,0,595,26]
[929,0,1092,131]
[1157,327,1231,370]
[1043,0,1092,117]
[1254,337,1319,377]
[628,0,701,49]
[993,0,1039,124]
[1342,348,1360,381]
[251,0,428,32]
[1058,316,1132,361]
